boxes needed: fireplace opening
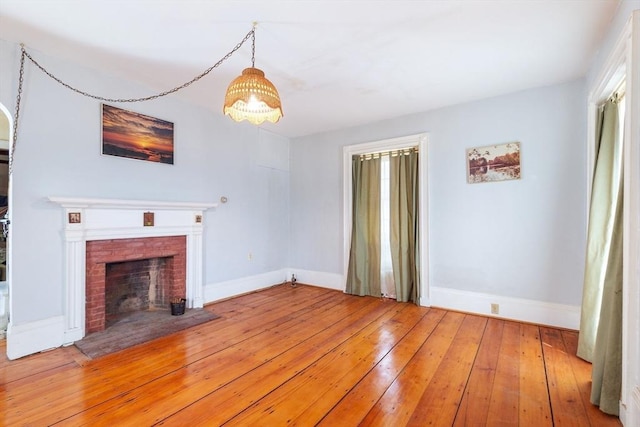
[105,257,171,327]
[85,235,187,334]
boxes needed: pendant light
[223,24,283,124]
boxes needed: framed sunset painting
[101,104,174,164]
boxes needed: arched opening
[0,103,10,339]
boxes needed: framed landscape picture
[466,142,521,184]
[101,104,174,164]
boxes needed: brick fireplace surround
[85,235,186,333]
[48,197,216,344]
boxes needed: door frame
[586,11,639,424]
[342,133,430,305]
[0,102,13,339]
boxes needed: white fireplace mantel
[48,196,217,344]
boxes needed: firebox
[85,235,186,334]
[104,257,172,327]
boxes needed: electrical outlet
[491,303,499,315]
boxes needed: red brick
[84,235,187,332]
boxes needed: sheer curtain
[578,95,624,415]
[345,154,381,297]
[380,156,396,298]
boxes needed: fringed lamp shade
[223,67,283,124]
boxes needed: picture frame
[466,142,521,184]
[101,104,174,164]
[143,212,155,227]
[68,212,81,224]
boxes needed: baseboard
[281,273,580,330]
[204,269,345,304]
[204,270,290,303]
[6,315,65,360]
[620,386,640,427]
[285,269,344,291]
[203,273,581,330]
[430,286,580,330]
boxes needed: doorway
[0,104,10,338]
[342,133,429,305]
[581,13,640,421]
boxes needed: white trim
[0,102,13,347]
[203,269,344,304]
[44,197,215,346]
[204,269,289,302]
[342,133,430,305]
[47,196,217,211]
[586,19,629,225]
[205,269,582,330]
[431,286,580,330]
[286,269,344,291]
[6,316,65,360]
[589,20,631,104]
[622,10,640,426]
[587,11,640,424]
[623,386,640,427]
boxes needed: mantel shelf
[48,196,218,211]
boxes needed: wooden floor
[1,284,621,426]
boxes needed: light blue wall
[0,40,290,325]
[290,79,587,306]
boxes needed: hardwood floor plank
[407,314,487,426]
[358,311,466,426]
[541,326,592,426]
[39,290,368,426]
[484,321,522,426]
[159,297,396,426]
[518,324,553,426]
[4,286,340,425]
[286,305,433,425]
[452,317,504,426]
[220,302,423,426]
[316,308,447,427]
[0,343,79,386]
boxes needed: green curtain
[345,155,381,297]
[577,97,623,415]
[390,150,419,303]
[591,174,623,415]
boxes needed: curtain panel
[577,97,623,415]
[345,155,381,297]
[390,151,419,303]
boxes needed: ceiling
[0,0,621,138]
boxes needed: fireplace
[48,197,216,343]
[85,236,186,333]
[105,258,169,324]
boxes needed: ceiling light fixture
[223,23,283,125]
